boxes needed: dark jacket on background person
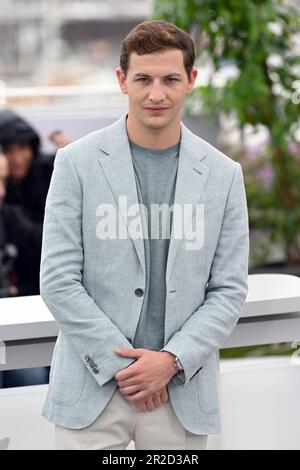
[0,203,42,296]
[0,109,54,224]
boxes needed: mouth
[145,107,168,113]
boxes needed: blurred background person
[0,108,54,225]
[0,151,42,296]
[0,108,56,295]
[0,110,72,296]
[0,151,17,297]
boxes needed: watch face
[176,357,183,371]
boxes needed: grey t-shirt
[129,139,180,351]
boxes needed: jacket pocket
[50,336,88,406]
[196,356,219,414]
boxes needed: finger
[114,348,143,359]
[145,397,155,412]
[135,401,147,412]
[115,367,138,382]
[152,394,162,409]
[117,378,141,388]
[119,384,141,396]
[161,388,169,403]
[126,390,150,402]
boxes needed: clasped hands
[114,348,177,412]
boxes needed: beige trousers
[55,388,208,450]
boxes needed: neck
[126,113,181,149]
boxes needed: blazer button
[93,367,100,374]
[135,288,144,297]
[84,355,90,363]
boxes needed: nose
[12,153,23,164]
[148,80,166,103]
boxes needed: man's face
[116,49,198,131]
[4,143,33,180]
[0,155,9,204]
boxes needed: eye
[166,78,178,82]
[136,77,149,82]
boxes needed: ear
[186,66,198,94]
[115,67,128,95]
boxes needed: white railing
[1,83,128,113]
[4,84,119,98]
[1,273,300,449]
[1,273,300,371]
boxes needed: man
[40,20,249,450]
[0,152,42,296]
[0,109,56,294]
[0,152,16,297]
[0,109,54,224]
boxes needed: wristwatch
[174,356,184,374]
[160,349,185,381]
[173,356,185,385]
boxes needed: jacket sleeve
[162,162,249,388]
[40,147,136,387]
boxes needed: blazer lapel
[97,114,147,273]
[97,114,212,282]
[165,123,212,283]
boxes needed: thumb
[114,348,142,357]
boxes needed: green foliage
[220,342,295,359]
[153,0,300,265]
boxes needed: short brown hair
[120,20,195,78]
